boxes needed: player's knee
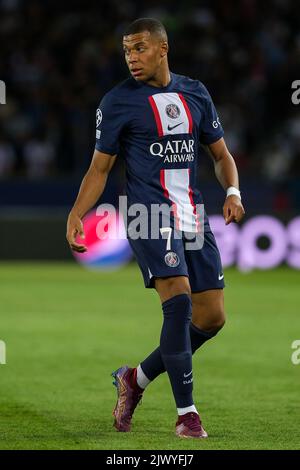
[155,276,191,303]
[168,278,191,298]
[193,308,226,333]
[209,310,226,332]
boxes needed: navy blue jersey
[95,72,224,232]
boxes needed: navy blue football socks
[159,294,193,408]
[141,315,218,383]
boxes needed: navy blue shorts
[128,229,225,293]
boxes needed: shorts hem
[145,272,189,289]
[190,284,225,294]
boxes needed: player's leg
[138,230,225,384]
[190,289,225,345]
[154,274,207,438]
[154,274,191,302]
[154,275,194,414]
[137,290,225,384]
[154,281,225,383]
[112,229,221,436]
[187,229,226,344]
[112,229,189,432]
[135,230,224,436]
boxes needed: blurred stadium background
[0,0,300,450]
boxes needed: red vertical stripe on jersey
[160,169,180,230]
[179,93,193,134]
[160,169,169,199]
[149,96,164,137]
[188,169,200,232]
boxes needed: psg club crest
[96,108,103,127]
[165,103,180,119]
[164,251,180,267]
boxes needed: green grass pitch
[0,262,299,450]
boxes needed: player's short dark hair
[124,18,168,42]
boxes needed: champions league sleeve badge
[96,108,103,128]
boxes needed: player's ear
[160,41,168,57]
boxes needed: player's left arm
[206,137,245,225]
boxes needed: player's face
[123,31,167,82]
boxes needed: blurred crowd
[0,0,299,186]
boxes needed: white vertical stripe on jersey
[151,93,191,136]
[162,168,198,232]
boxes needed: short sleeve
[199,84,224,145]
[95,92,124,155]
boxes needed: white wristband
[226,186,241,199]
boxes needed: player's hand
[66,211,87,253]
[223,195,245,225]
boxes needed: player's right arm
[66,149,116,253]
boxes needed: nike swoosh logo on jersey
[218,273,224,280]
[183,371,192,378]
[167,122,183,131]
